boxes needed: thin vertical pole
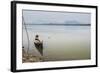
[22,15,30,55]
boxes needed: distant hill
[65,20,80,24]
[25,20,90,26]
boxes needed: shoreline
[22,49,43,63]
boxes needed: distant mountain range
[65,20,80,24]
[25,20,90,26]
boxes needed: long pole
[22,15,30,55]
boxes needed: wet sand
[22,49,43,63]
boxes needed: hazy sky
[23,10,91,24]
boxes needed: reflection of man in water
[34,35,43,55]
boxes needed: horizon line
[24,24,91,26]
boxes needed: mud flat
[22,49,43,63]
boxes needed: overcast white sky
[23,10,91,24]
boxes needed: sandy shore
[22,49,43,63]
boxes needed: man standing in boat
[34,35,43,55]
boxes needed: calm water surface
[22,25,91,61]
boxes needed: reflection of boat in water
[34,42,43,56]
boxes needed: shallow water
[22,25,91,61]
